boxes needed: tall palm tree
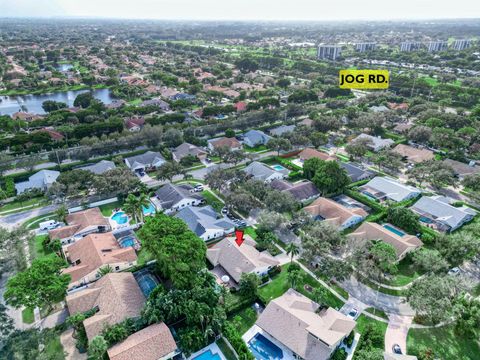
[97,265,113,278]
[123,194,141,224]
[286,242,300,264]
[136,192,151,223]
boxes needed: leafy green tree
[55,205,68,222]
[434,232,480,266]
[0,303,14,343]
[138,214,207,289]
[5,256,70,312]
[235,57,259,73]
[238,273,260,300]
[157,162,184,182]
[287,269,303,289]
[266,138,292,155]
[276,78,291,88]
[371,150,403,173]
[73,92,94,108]
[387,206,420,234]
[123,193,150,223]
[225,128,236,138]
[303,158,350,195]
[301,222,346,261]
[412,248,449,274]
[453,296,480,338]
[42,100,67,113]
[345,137,372,160]
[88,335,108,360]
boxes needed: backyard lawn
[243,226,257,239]
[29,235,53,260]
[258,265,344,309]
[99,201,122,216]
[407,325,480,360]
[383,256,423,287]
[228,306,258,335]
[355,314,388,336]
[22,307,34,324]
[201,190,224,212]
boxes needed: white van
[39,220,59,231]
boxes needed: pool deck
[188,342,226,360]
[242,324,295,360]
[109,211,131,230]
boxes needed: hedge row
[222,323,254,360]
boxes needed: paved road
[0,204,60,230]
[341,276,415,316]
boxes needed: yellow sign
[339,69,389,89]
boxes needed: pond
[0,88,116,116]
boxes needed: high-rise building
[400,42,422,52]
[427,41,448,52]
[452,39,471,51]
[355,43,377,52]
[317,45,342,60]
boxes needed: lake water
[0,88,116,116]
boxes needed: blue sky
[0,0,478,20]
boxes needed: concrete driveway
[384,314,414,355]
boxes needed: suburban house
[124,151,166,173]
[62,233,138,290]
[243,129,271,147]
[125,117,146,132]
[304,197,367,230]
[298,118,314,127]
[14,169,60,194]
[360,177,421,202]
[207,137,242,151]
[244,161,286,183]
[78,160,116,175]
[206,235,279,283]
[48,207,111,245]
[152,183,204,214]
[352,134,394,152]
[140,98,170,111]
[348,222,423,260]
[269,124,296,137]
[252,289,356,360]
[442,159,480,179]
[297,148,336,163]
[66,273,145,341]
[270,179,320,202]
[411,195,477,232]
[175,205,236,241]
[392,144,434,164]
[340,162,376,182]
[172,142,207,162]
[107,323,179,360]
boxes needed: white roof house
[124,151,166,172]
[243,130,272,147]
[360,177,421,202]
[243,161,286,183]
[15,169,60,194]
[353,133,394,152]
[78,160,116,175]
[254,289,356,360]
[175,205,236,241]
[411,195,477,232]
[206,235,279,283]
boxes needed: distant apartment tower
[452,39,471,51]
[400,42,422,52]
[355,43,377,52]
[317,45,342,60]
[427,41,448,52]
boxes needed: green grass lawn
[98,201,122,216]
[43,333,65,360]
[364,307,389,320]
[407,325,480,360]
[0,196,48,214]
[201,190,224,212]
[355,314,388,336]
[29,235,53,260]
[244,145,268,153]
[22,307,35,324]
[243,226,257,239]
[258,265,344,309]
[228,306,258,335]
[359,275,406,297]
[23,213,56,229]
[383,256,422,287]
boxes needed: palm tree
[97,265,113,278]
[55,205,68,223]
[136,192,151,223]
[286,242,300,264]
[123,194,141,224]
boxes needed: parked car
[448,267,461,276]
[347,308,358,320]
[221,207,229,215]
[191,185,204,192]
[205,157,212,163]
[392,344,402,354]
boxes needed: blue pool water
[142,203,156,216]
[419,216,433,224]
[119,236,135,248]
[192,350,222,360]
[248,333,284,360]
[111,211,128,224]
[271,164,286,172]
[383,224,405,237]
[136,273,159,297]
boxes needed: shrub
[222,323,254,360]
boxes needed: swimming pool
[192,350,222,360]
[118,236,135,248]
[135,272,159,297]
[419,216,433,224]
[248,333,284,360]
[383,224,405,237]
[271,164,287,172]
[111,211,129,224]
[142,202,156,216]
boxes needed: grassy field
[98,201,122,216]
[383,257,422,287]
[29,235,53,260]
[407,325,480,360]
[201,190,224,212]
[43,333,65,360]
[258,265,344,309]
[364,307,389,320]
[0,196,48,214]
[228,306,258,335]
[22,307,35,324]
[355,314,388,336]
[243,226,258,239]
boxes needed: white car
[347,308,358,319]
[448,267,461,276]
